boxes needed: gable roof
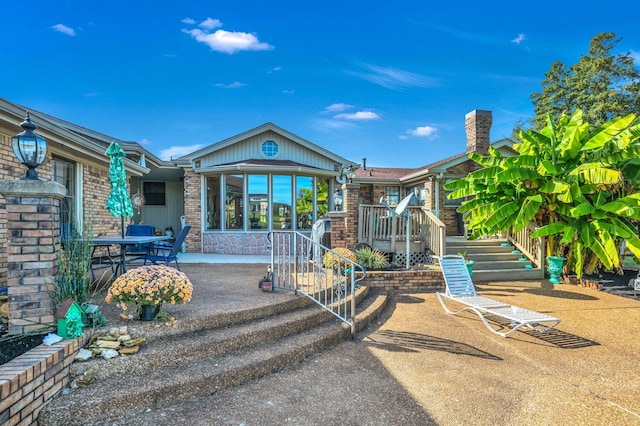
[352,138,515,184]
[176,122,353,166]
[0,97,149,176]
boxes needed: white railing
[357,205,445,256]
[268,231,366,337]
[422,208,446,258]
[506,222,545,275]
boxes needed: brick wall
[359,267,443,291]
[0,331,93,426]
[183,169,202,251]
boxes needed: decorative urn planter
[466,260,475,277]
[546,256,565,284]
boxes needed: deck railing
[505,222,545,276]
[268,231,366,337]
[357,205,445,257]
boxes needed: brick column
[0,179,66,335]
[182,169,202,252]
[328,182,360,250]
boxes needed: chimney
[362,158,367,170]
[465,110,492,155]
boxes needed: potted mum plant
[105,265,193,322]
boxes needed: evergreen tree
[530,32,640,130]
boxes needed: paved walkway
[102,263,640,425]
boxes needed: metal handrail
[268,231,366,337]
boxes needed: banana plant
[445,110,640,277]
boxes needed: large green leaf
[484,202,519,230]
[531,221,566,238]
[582,114,637,151]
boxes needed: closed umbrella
[105,141,133,238]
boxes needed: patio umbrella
[105,141,133,238]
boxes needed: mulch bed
[0,333,48,366]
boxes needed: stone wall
[202,232,270,255]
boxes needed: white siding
[139,180,184,233]
[199,131,336,171]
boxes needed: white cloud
[158,144,205,161]
[183,18,274,54]
[335,111,380,121]
[182,17,196,25]
[139,138,152,146]
[199,17,223,30]
[404,125,438,139]
[511,33,526,44]
[348,63,439,91]
[215,81,246,89]
[282,89,294,94]
[325,103,353,113]
[51,24,76,36]
[268,66,282,73]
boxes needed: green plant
[446,110,640,278]
[355,247,389,270]
[322,248,356,269]
[53,223,94,307]
[457,251,470,262]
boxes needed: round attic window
[261,140,278,157]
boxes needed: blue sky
[2,1,639,167]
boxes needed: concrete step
[473,260,533,270]
[472,268,544,282]
[447,245,515,255]
[446,238,509,247]
[38,286,387,426]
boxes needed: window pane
[248,175,268,230]
[206,176,221,230]
[444,178,462,206]
[143,182,166,205]
[296,176,313,230]
[52,157,76,232]
[272,175,292,229]
[316,178,329,219]
[225,174,244,230]
[385,186,400,206]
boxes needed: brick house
[1,97,515,280]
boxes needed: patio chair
[435,255,560,337]
[125,224,155,259]
[144,225,191,271]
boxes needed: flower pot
[546,256,565,284]
[139,305,160,321]
[466,261,475,277]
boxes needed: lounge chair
[144,225,191,271]
[435,255,560,337]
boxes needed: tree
[446,110,640,278]
[530,32,640,130]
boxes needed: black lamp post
[11,112,47,180]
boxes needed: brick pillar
[0,179,66,335]
[328,182,360,250]
[182,169,202,252]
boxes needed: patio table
[90,235,171,275]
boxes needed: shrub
[322,248,356,269]
[355,247,389,270]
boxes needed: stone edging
[0,331,93,425]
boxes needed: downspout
[434,172,444,217]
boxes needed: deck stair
[38,286,387,425]
[446,237,543,282]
